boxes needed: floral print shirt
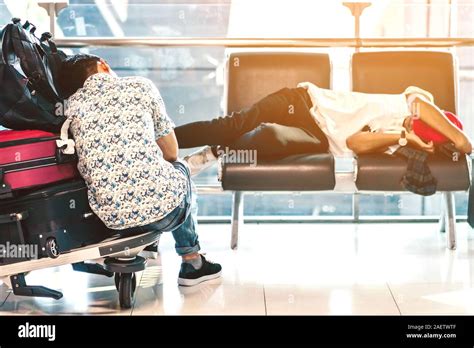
[66,73,187,229]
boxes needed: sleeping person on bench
[176,84,472,176]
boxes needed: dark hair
[58,54,101,98]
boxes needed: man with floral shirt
[58,54,221,286]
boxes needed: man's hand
[406,132,435,153]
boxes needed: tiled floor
[1,222,473,315]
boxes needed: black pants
[175,88,329,159]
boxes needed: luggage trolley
[0,130,160,308]
[0,179,161,309]
[0,226,160,309]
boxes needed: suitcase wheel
[116,272,137,309]
[45,237,60,259]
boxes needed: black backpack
[0,18,68,132]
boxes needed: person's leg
[142,190,221,285]
[227,123,326,160]
[293,87,329,150]
[167,161,201,257]
[169,205,200,257]
[142,160,221,285]
[170,161,221,285]
[411,96,472,153]
[133,198,200,258]
[134,161,201,257]
[175,87,326,149]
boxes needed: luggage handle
[55,145,77,164]
[56,118,76,155]
[0,211,28,225]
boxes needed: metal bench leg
[439,194,446,233]
[352,193,360,223]
[443,192,456,250]
[231,191,243,250]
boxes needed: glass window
[56,0,231,38]
[1,0,471,219]
[361,1,474,38]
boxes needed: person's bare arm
[346,131,434,155]
[157,131,179,162]
[410,96,472,154]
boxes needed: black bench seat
[356,154,470,192]
[221,153,335,191]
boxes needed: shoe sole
[178,270,222,287]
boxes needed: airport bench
[352,51,471,250]
[222,52,336,249]
[220,51,471,251]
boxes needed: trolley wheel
[114,272,137,292]
[116,273,136,309]
[45,237,60,259]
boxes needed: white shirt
[297,82,434,157]
[66,73,187,230]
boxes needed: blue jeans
[120,160,200,256]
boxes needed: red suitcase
[0,129,79,199]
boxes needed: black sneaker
[178,255,222,286]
